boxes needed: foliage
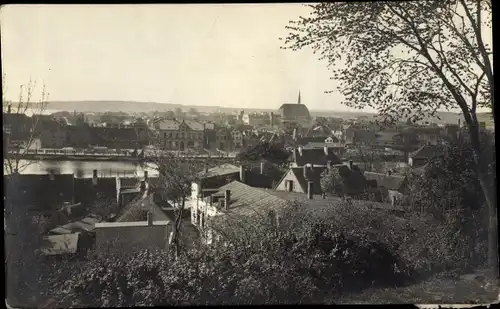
[320,168,345,197]
[282,1,492,124]
[282,2,497,271]
[44,196,492,307]
[407,133,494,214]
[236,141,290,166]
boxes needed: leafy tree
[282,0,496,275]
[408,132,494,215]
[320,168,345,197]
[188,107,200,117]
[174,107,185,119]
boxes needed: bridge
[6,148,238,162]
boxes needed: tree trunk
[171,196,186,257]
[468,125,498,278]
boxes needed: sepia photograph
[2,2,497,307]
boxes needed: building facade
[155,119,205,151]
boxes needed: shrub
[50,199,487,306]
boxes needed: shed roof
[94,220,170,228]
[40,233,80,255]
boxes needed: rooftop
[364,172,406,192]
[94,220,170,228]
[40,233,80,255]
[200,163,240,178]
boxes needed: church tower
[297,90,301,104]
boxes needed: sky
[0,4,491,114]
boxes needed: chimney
[209,195,214,206]
[144,170,148,181]
[293,128,297,140]
[307,181,313,199]
[7,105,11,114]
[303,165,308,180]
[327,160,332,169]
[224,190,231,211]
[387,170,392,176]
[49,170,55,181]
[92,169,98,186]
[349,160,353,170]
[458,118,461,127]
[140,180,146,192]
[239,166,246,183]
[298,146,303,156]
[324,146,329,156]
[147,211,153,226]
[260,161,265,175]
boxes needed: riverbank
[5,153,141,162]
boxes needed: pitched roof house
[364,171,409,206]
[292,146,342,167]
[408,144,443,168]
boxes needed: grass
[337,268,499,304]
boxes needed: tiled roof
[364,172,406,192]
[293,147,342,166]
[286,164,367,195]
[94,221,170,228]
[333,164,367,194]
[289,166,327,194]
[410,144,442,159]
[115,191,149,222]
[183,120,204,131]
[213,181,291,218]
[40,233,80,255]
[60,220,96,233]
[302,142,344,149]
[200,163,240,178]
[209,181,404,229]
[157,119,181,130]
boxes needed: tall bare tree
[3,77,49,175]
[145,137,215,256]
[282,0,496,276]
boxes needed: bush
[50,199,488,306]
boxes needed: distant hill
[26,100,493,125]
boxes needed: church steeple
[297,90,301,104]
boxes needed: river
[5,159,159,178]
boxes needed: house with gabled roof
[364,171,409,206]
[408,143,443,168]
[292,146,342,167]
[274,161,368,198]
[195,180,401,245]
